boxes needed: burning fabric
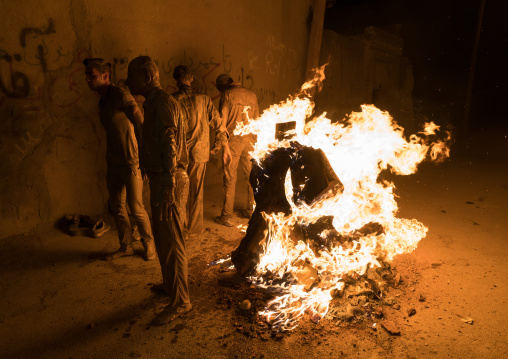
[230,66,450,331]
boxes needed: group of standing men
[84,56,259,325]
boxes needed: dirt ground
[0,128,507,359]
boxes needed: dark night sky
[324,0,508,131]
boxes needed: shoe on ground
[151,303,192,326]
[150,282,169,295]
[215,216,234,227]
[104,246,135,261]
[143,239,156,261]
[241,209,253,219]
[66,214,96,237]
[92,219,111,238]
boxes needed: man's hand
[140,166,147,181]
[139,152,148,180]
[155,186,174,221]
[222,143,232,168]
[210,145,221,155]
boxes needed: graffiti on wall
[0,130,41,173]
[0,19,305,174]
[48,49,91,108]
[158,45,234,100]
[249,35,297,82]
[0,18,80,174]
[1,19,294,114]
[0,18,79,109]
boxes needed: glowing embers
[231,70,450,331]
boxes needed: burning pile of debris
[227,67,450,331]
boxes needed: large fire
[232,66,450,331]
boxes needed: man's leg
[220,140,243,221]
[187,161,207,236]
[105,170,134,260]
[174,169,189,231]
[125,168,155,260]
[149,172,191,324]
[239,141,255,217]
[149,172,190,299]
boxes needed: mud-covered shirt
[172,85,228,163]
[219,83,259,142]
[99,84,143,170]
[142,87,188,188]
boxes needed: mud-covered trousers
[148,169,191,308]
[106,167,154,249]
[186,161,206,235]
[221,139,255,219]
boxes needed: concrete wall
[0,0,312,239]
[316,27,414,130]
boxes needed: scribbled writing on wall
[0,18,75,104]
[249,35,297,81]
[0,51,30,99]
[19,18,56,73]
[0,18,79,174]
[0,129,41,173]
[265,35,297,80]
[48,49,91,108]
[0,18,295,176]
[160,46,232,100]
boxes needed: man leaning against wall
[171,65,231,237]
[126,56,192,325]
[83,58,155,262]
[214,74,259,227]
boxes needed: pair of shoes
[66,214,96,236]
[143,240,156,261]
[215,216,234,227]
[104,247,135,261]
[241,209,253,219]
[151,303,192,326]
[150,282,168,295]
[92,219,110,238]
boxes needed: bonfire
[229,65,450,331]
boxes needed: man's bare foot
[151,303,192,326]
[104,247,135,261]
[150,283,168,296]
[215,216,234,227]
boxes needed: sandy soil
[0,128,507,359]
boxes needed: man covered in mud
[214,74,259,227]
[171,65,231,237]
[126,56,192,325]
[83,58,155,262]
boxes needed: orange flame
[235,69,450,330]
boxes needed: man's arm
[215,91,232,166]
[208,97,229,154]
[122,90,145,172]
[122,90,144,146]
[222,141,232,167]
[156,96,179,220]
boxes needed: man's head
[173,65,193,88]
[126,56,160,96]
[215,74,234,93]
[83,58,111,92]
